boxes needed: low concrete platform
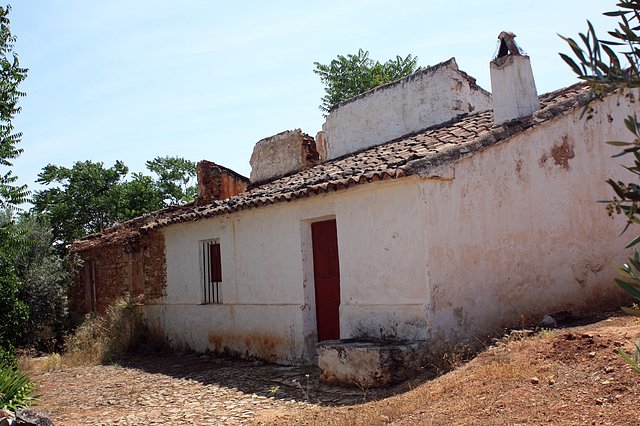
[316,339,430,388]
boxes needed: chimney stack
[249,129,319,185]
[195,160,249,206]
[490,31,540,125]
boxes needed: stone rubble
[0,409,53,426]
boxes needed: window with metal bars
[201,239,222,304]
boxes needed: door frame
[310,218,341,342]
[300,215,341,355]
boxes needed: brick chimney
[490,31,540,125]
[195,160,249,206]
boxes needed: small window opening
[201,239,222,304]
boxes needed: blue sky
[9,1,615,193]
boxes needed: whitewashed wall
[421,91,633,349]
[320,58,492,161]
[144,179,430,363]
[145,90,635,364]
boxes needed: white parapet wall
[422,90,632,346]
[319,58,492,161]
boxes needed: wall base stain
[207,330,286,364]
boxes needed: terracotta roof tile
[70,83,591,248]
[166,84,586,226]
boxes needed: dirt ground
[26,312,640,425]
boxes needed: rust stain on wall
[207,331,226,352]
[244,333,285,363]
[207,331,285,363]
[539,135,575,171]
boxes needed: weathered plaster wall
[143,91,635,365]
[320,58,492,161]
[145,178,429,363]
[249,129,319,184]
[421,92,632,348]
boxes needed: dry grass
[62,295,144,367]
[257,315,640,425]
[19,295,173,375]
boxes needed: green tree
[0,216,28,364]
[560,0,640,373]
[145,155,197,205]
[0,4,28,364]
[33,160,130,249]
[118,172,165,219]
[33,157,196,251]
[314,49,420,115]
[13,213,71,352]
[0,6,27,210]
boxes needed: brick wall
[69,230,167,314]
[196,160,249,205]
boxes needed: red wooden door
[311,219,341,341]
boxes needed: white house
[70,35,632,367]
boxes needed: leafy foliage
[117,172,165,219]
[0,5,28,210]
[32,160,131,249]
[314,49,420,115]
[560,0,640,373]
[13,213,72,352]
[0,359,37,411]
[0,5,28,364]
[32,157,195,251]
[0,220,27,365]
[145,156,196,205]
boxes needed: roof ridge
[70,82,592,247]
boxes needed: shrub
[63,295,143,366]
[0,360,37,411]
[13,213,72,352]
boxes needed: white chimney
[490,31,540,125]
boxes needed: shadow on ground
[112,311,618,407]
[114,351,435,407]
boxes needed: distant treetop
[313,48,421,115]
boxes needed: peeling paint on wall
[540,135,575,170]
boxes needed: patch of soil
[28,313,640,425]
[257,314,640,425]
